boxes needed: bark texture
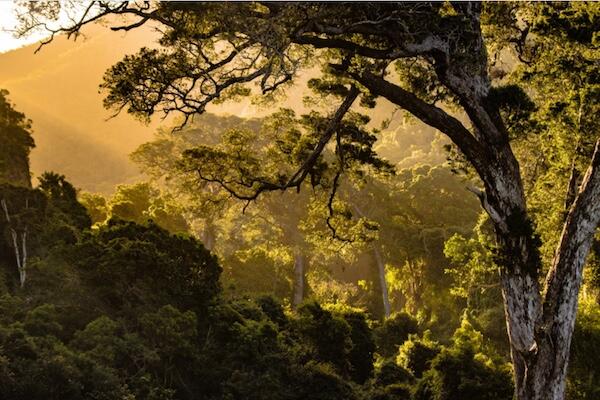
[351,11,600,398]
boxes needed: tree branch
[349,70,486,174]
[543,139,600,315]
[285,85,360,189]
[190,86,360,204]
[293,35,406,60]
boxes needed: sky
[0,1,42,53]
[0,1,89,53]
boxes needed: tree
[70,218,221,316]
[20,2,600,399]
[38,172,92,232]
[78,192,108,226]
[354,165,479,319]
[0,90,34,188]
[0,173,92,290]
[414,318,513,400]
[108,182,189,234]
[0,186,39,288]
[0,91,37,288]
[133,113,376,308]
[131,113,263,250]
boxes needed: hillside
[0,24,161,193]
[0,22,445,193]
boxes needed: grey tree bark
[351,203,391,318]
[373,246,391,318]
[1,198,27,288]
[292,251,306,308]
[201,223,215,252]
[351,29,600,400]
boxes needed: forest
[0,2,598,400]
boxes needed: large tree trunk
[491,141,600,400]
[319,3,599,397]
[358,62,600,397]
[527,141,600,399]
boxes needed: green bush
[567,299,600,399]
[375,312,420,359]
[413,319,513,400]
[397,331,440,378]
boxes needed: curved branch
[190,86,360,205]
[285,86,360,189]
[293,35,406,60]
[349,70,486,173]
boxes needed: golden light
[0,1,91,53]
[0,1,44,53]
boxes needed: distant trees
[0,186,42,288]
[0,172,92,290]
[131,113,379,308]
[0,221,518,400]
[79,182,189,234]
[129,111,482,321]
[0,92,83,289]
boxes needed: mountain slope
[0,24,160,193]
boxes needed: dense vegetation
[1,2,599,400]
[0,101,514,399]
[1,90,599,400]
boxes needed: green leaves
[413,319,513,400]
[0,89,35,187]
[70,219,221,316]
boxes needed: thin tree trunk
[373,246,391,318]
[201,223,215,251]
[351,203,392,317]
[1,198,27,288]
[292,252,305,308]
[20,229,27,288]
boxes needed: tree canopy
[9,2,600,400]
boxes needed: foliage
[0,89,34,187]
[77,193,107,225]
[38,172,91,232]
[567,299,600,399]
[69,219,221,317]
[414,319,513,400]
[375,312,420,359]
[8,2,600,399]
[397,331,441,379]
